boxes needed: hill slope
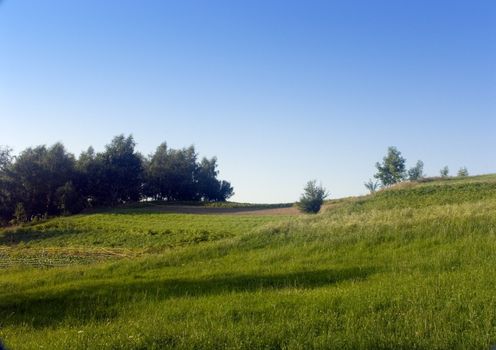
[1,175,496,349]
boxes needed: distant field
[2,175,496,349]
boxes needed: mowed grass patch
[0,246,138,269]
[0,213,290,250]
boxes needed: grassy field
[1,175,496,349]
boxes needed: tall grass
[1,175,496,349]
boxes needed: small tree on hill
[364,179,379,194]
[408,160,425,181]
[440,166,449,177]
[374,146,406,187]
[297,180,328,214]
[457,167,469,177]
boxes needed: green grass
[1,213,284,250]
[87,200,295,212]
[1,175,496,349]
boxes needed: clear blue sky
[1,0,495,203]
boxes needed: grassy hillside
[1,175,496,349]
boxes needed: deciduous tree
[374,146,406,187]
[408,160,425,181]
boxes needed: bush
[364,179,379,194]
[408,160,425,181]
[440,166,449,177]
[297,180,329,214]
[457,167,469,177]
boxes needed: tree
[144,144,198,201]
[0,146,12,172]
[9,143,76,218]
[408,160,425,181]
[0,137,234,224]
[13,202,27,224]
[0,146,14,223]
[297,180,329,214]
[457,167,469,177]
[75,146,106,207]
[86,135,144,205]
[196,157,233,201]
[43,143,77,213]
[440,166,449,177]
[374,146,406,187]
[364,179,379,194]
[144,144,234,202]
[166,146,198,201]
[143,142,170,200]
[196,157,221,201]
[55,181,84,215]
[217,180,234,201]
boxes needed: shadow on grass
[0,228,83,246]
[105,206,290,215]
[0,266,375,329]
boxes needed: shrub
[297,180,329,214]
[408,160,425,181]
[440,166,449,177]
[364,179,379,194]
[457,167,469,177]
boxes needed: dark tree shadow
[0,267,376,329]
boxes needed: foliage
[13,202,27,224]
[144,144,233,202]
[0,146,12,172]
[55,181,85,215]
[0,146,14,224]
[297,180,328,213]
[408,160,425,181]
[440,165,449,177]
[374,146,406,187]
[364,179,379,194]
[218,180,234,201]
[0,136,233,224]
[8,143,76,218]
[458,166,469,177]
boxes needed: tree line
[0,135,234,225]
[365,146,470,193]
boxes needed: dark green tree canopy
[0,135,234,224]
[100,135,143,204]
[0,146,12,172]
[144,143,234,202]
[0,146,14,224]
[9,143,77,217]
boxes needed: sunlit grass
[1,175,496,349]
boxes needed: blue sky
[1,0,495,203]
